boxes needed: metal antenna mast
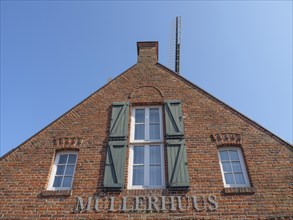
[175,16,181,74]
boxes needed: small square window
[48,151,78,190]
[218,147,250,188]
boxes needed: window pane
[149,166,162,185]
[235,173,245,184]
[150,108,159,123]
[68,154,77,164]
[133,166,144,185]
[219,151,229,160]
[224,173,234,184]
[62,176,73,187]
[150,146,161,164]
[135,109,145,123]
[56,165,65,175]
[229,150,239,160]
[135,124,145,140]
[133,147,144,164]
[150,124,160,140]
[59,155,68,164]
[53,176,62,187]
[222,162,232,172]
[65,165,75,175]
[232,161,242,172]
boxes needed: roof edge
[2,61,292,160]
[0,64,138,160]
[156,63,293,152]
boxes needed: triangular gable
[1,61,292,160]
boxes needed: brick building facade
[1,42,292,219]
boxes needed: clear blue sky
[1,1,292,156]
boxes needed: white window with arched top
[218,147,250,188]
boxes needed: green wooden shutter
[166,140,190,188]
[103,141,127,189]
[103,102,129,190]
[109,102,129,140]
[164,100,184,139]
[164,100,190,190]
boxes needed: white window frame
[218,147,250,188]
[48,151,78,190]
[128,106,165,189]
[128,144,165,189]
[130,106,163,143]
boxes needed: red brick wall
[1,42,292,219]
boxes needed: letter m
[75,196,92,213]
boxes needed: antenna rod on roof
[175,16,181,74]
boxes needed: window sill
[40,190,72,197]
[223,187,255,194]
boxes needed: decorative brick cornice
[53,137,83,150]
[211,133,242,146]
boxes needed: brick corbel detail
[211,133,242,146]
[53,137,83,150]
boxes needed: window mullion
[145,145,149,187]
[158,109,162,141]
[160,144,164,186]
[145,108,149,141]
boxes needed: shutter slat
[104,102,129,191]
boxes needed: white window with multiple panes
[218,147,250,188]
[128,106,165,189]
[48,151,78,190]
